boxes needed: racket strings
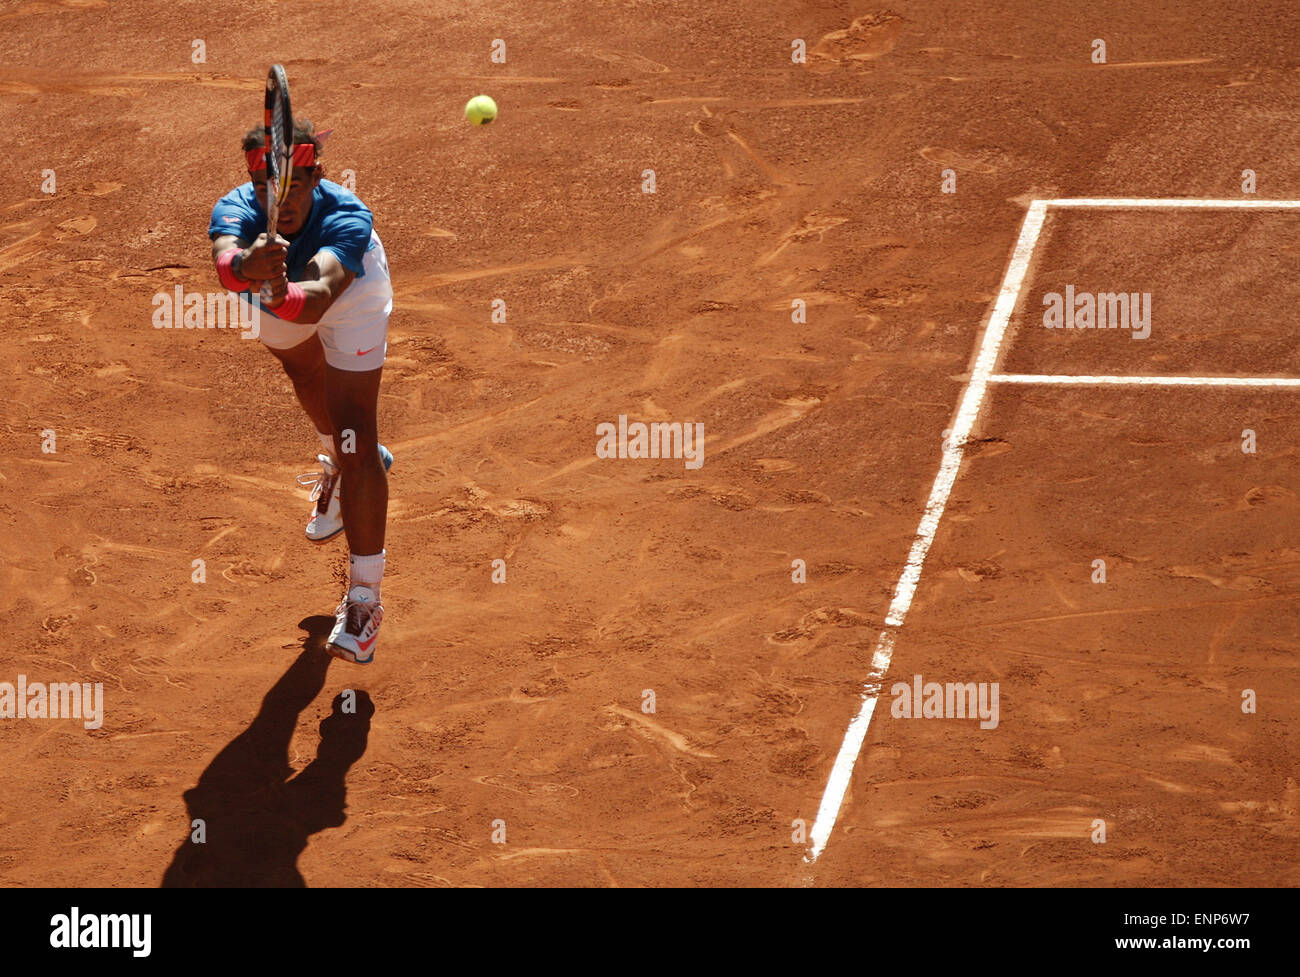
[269,98,290,200]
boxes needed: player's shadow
[161,615,373,887]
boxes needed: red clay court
[1,1,1298,888]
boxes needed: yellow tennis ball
[464,95,498,125]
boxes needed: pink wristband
[273,282,307,321]
[216,249,248,292]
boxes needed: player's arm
[263,249,355,325]
[211,233,287,288]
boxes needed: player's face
[249,166,322,236]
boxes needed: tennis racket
[260,64,293,305]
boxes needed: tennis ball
[464,95,498,125]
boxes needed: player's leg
[264,333,350,542]
[266,333,334,449]
[312,234,393,662]
[324,364,387,557]
[322,362,388,663]
[262,329,335,449]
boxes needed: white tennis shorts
[257,231,393,371]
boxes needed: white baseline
[990,373,1300,387]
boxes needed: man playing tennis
[209,119,391,664]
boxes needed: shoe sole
[303,446,393,543]
[326,641,373,665]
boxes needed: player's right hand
[239,232,289,280]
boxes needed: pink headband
[246,142,318,172]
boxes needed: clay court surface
[2,0,1299,887]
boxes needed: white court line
[1046,198,1300,209]
[990,373,1300,387]
[804,200,1050,862]
[804,194,1300,871]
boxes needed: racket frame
[260,64,293,305]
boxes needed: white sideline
[804,200,1050,862]
[990,373,1300,387]
[1046,198,1300,209]
[805,195,1300,869]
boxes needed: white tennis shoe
[327,585,383,664]
[298,454,343,542]
[296,445,393,543]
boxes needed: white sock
[350,550,386,598]
[317,429,336,465]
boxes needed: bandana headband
[246,142,318,172]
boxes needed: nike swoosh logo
[356,346,378,356]
[357,634,377,651]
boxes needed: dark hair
[241,119,321,155]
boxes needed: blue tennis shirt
[208,179,375,288]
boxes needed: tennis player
[208,120,391,664]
